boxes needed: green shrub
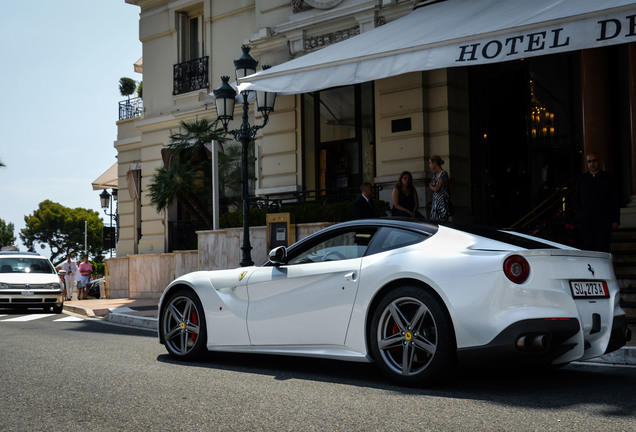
[219,199,389,228]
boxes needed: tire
[160,289,207,361]
[369,286,455,386]
[52,304,63,314]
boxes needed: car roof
[297,218,557,250]
[327,217,439,234]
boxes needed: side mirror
[268,246,287,266]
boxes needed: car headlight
[45,283,62,290]
[0,283,9,289]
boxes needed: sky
[0,1,142,255]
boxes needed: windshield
[0,258,55,274]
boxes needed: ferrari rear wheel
[161,289,207,360]
[370,286,454,386]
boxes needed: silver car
[0,252,64,313]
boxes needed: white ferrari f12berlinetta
[158,219,631,386]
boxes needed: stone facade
[106,222,331,298]
[116,0,462,257]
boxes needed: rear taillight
[503,255,530,284]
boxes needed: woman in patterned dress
[428,155,450,221]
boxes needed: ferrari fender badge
[238,271,247,281]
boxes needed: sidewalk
[63,297,158,330]
[62,298,635,365]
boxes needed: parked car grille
[0,298,59,304]
[1,284,58,289]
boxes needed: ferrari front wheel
[370,286,454,386]
[161,289,207,360]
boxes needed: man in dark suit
[572,152,620,252]
[353,182,375,219]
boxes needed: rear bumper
[605,314,631,354]
[457,318,581,366]
[457,315,632,366]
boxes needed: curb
[107,312,157,330]
[63,303,157,331]
[583,346,636,366]
[63,303,101,317]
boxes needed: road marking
[54,316,84,322]
[1,314,55,322]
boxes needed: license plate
[21,290,34,296]
[569,280,609,298]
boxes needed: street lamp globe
[233,45,258,81]
[255,65,276,119]
[213,76,237,129]
[99,189,111,209]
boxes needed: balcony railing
[173,56,209,95]
[251,186,384,209]
[118,97,143,121]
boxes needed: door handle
[344,272,357,281]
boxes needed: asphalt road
[1,311,635,431]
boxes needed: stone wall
[105,257,129,299]
[105,222,333,299]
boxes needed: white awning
[92,163,118,191]
[239,0,636,94]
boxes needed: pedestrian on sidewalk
[77,255,93,300]
[61,254,78,301]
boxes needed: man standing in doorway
[573,152,620,252]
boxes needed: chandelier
[528,75,555,139]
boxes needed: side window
[367,227,430,255]
[288,228,377,264]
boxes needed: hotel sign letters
[456,14,636,64]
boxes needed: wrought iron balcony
[118,97,143,121]
[173,56,209,95]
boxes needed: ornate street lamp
[99,189,118,258]
[213,45,276,266]
[99,189,111,210]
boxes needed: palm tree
[148,118,227,229]
[217,141,244,210]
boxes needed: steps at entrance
[611,228,636,328]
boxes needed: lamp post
[99,189,118,258]
[213,45,276,267]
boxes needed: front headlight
[0,283,9,289]
[44,283,62,290]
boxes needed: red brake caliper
[191,311,199,342]
[392,323,401,354]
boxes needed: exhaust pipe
[516,335,527,350]
[516,333,549,352]
[533,334,548,349]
